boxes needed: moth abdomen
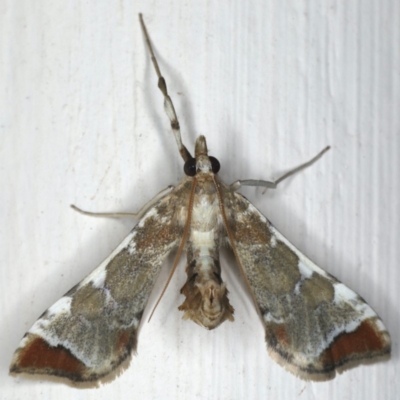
[179,254,234,330]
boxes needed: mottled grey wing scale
[10,184,190,382]
[224,191,390,380]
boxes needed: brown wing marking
[221,189,391,381]
[10,184,191,383]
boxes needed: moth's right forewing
[223,190,391,381]
[10,183,191,383]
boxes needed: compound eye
[209,156,220,174]
[184,158,197,176]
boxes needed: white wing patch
[10,189,184,382]
[269,224,330,279]
[79,230,138,290]
[225,191,391,381]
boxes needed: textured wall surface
[1,1,399,399]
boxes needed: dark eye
[184,158,197,176]
[209,156,220,174]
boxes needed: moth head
[184,135,220,176]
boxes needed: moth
[10,14,391,384]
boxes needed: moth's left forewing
[10,184,191,384]
[223,190,391,381]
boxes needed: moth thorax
[178,256,234,330]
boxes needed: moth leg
[71,185,174,220]
[139,14,192,162]
[230,179,277,191]
[230,146,330,191]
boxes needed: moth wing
[10,189,186,383]
[225,191,391,381]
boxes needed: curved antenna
[139,14,192,162]
[212,175,262,318]
[148,178,198,322]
